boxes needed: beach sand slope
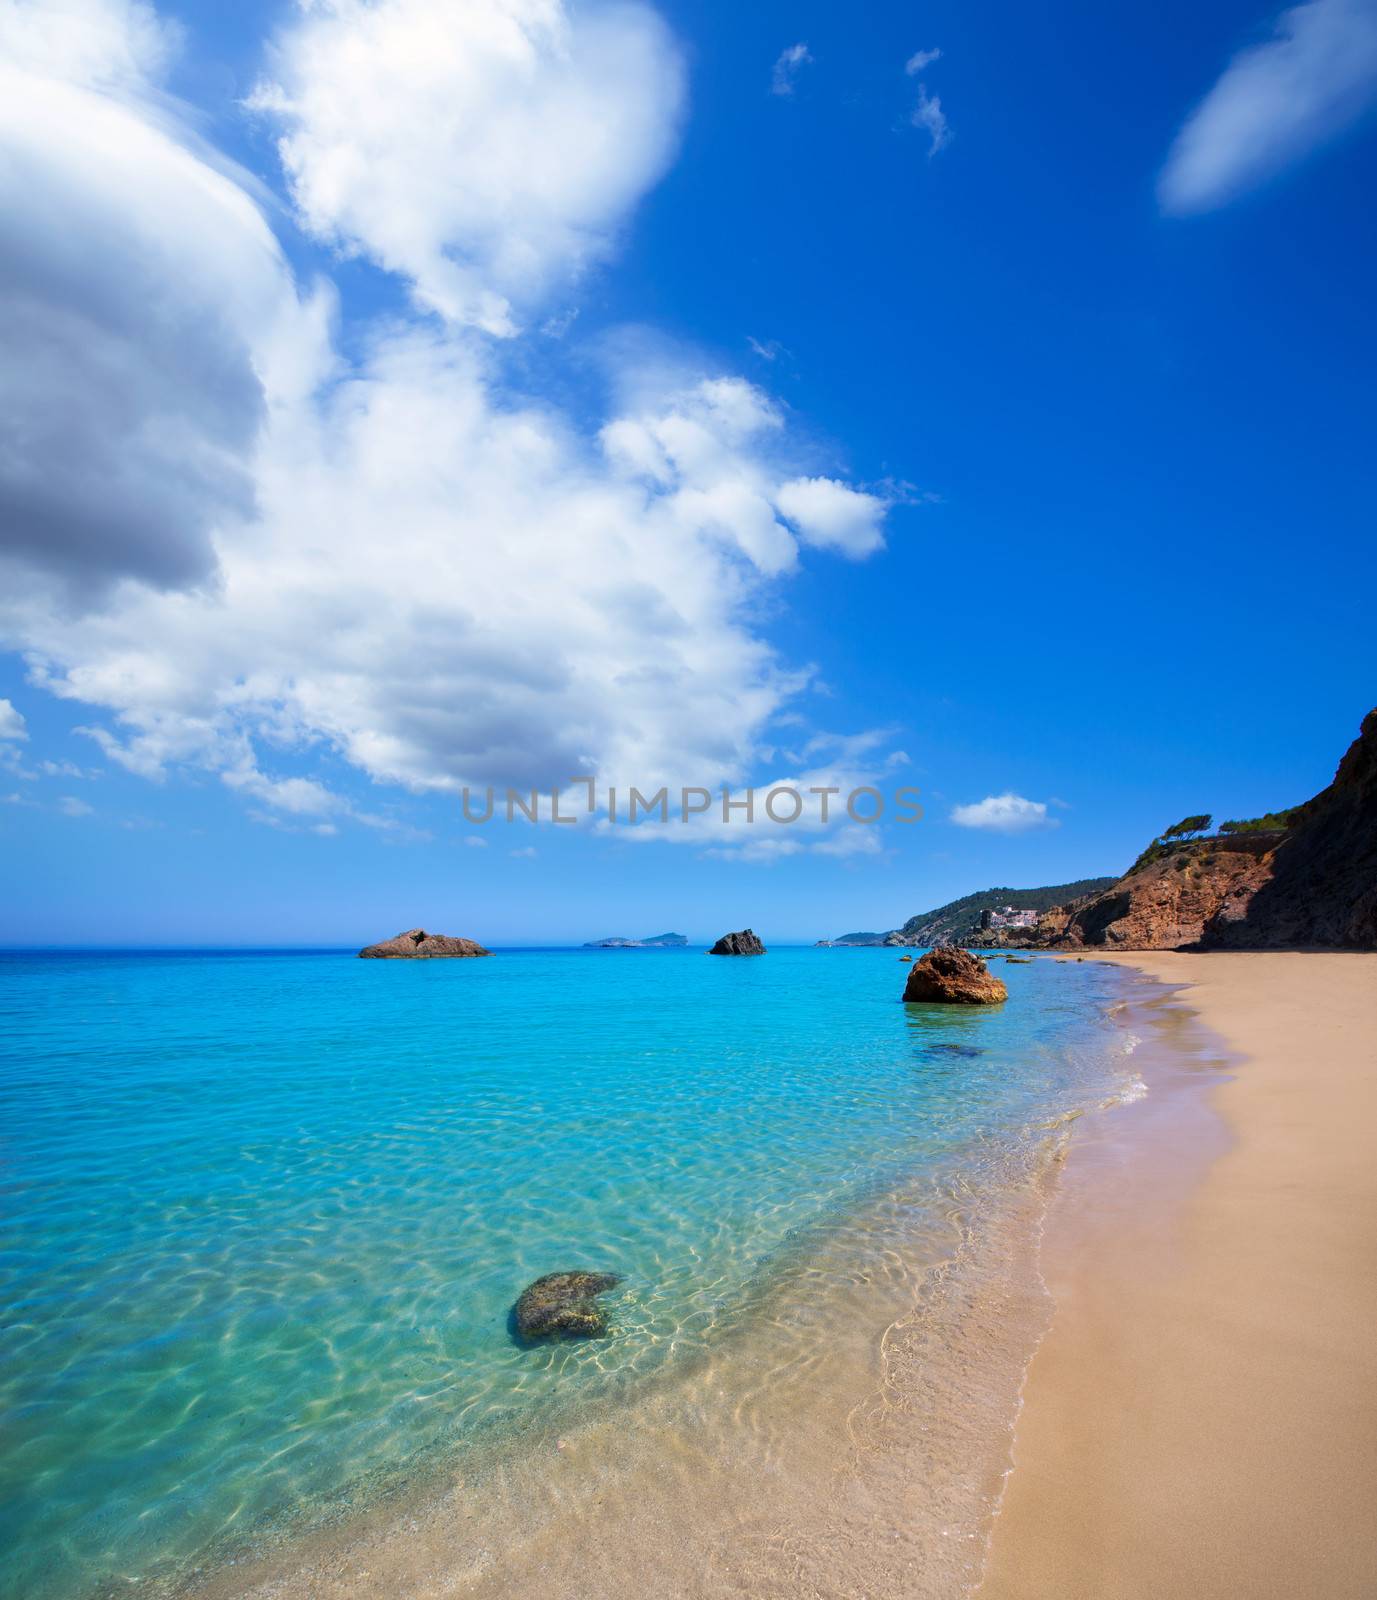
[979,952,1377,1600]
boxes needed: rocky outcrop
[1042,708,1377,951]
[902,946,1008,1005]
[359,928,491,958]
[708,928,766,955]
[1043,839,1274,951]
[1201,710,1377,948]
[513,1270,621,1341]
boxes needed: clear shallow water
[0,947,1138,1600]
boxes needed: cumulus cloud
[0,698,27,740]
[22,350,879,807]
[0,0,892,832]
[771,42,813,96]
[1159,0,1377,214]
[57,794,94,817]
[252,0,685,334]
[775,477,887,558]
[950,793,1058,834]
[0,0,326,602]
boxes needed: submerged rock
[903,946,1008,1006]
[708,928,766,955]
[358,928,491,959]
[513,1270,621,1341]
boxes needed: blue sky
[1,0,1374,946]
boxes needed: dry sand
[979,952,1377,1600]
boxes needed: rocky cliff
[1041,709,1376,951]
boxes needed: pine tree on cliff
[1162,814,1212,842]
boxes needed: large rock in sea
[513,1270,621,1341]
[903,946,1008,1005]
[358,928,491,959]
[708,928,766,955]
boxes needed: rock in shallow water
[513,1271,622,1341]
[708,928,766,955]
[903,946,1008,1005]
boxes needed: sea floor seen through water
[0,947,1158,1600]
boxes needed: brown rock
[708,928,766,955]
[1203,708,1377,949]
[513,1270,621,1341]
[903,946,1008,1005]
[1037,707,1377,952]
[1044,842,1273,951]
[359,928,491,959]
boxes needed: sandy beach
[980,952,1377,1600]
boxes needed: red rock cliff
[1038,709,1377,951]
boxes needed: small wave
[1110,1075,1149,1107]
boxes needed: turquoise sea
[0,947,1143,1600]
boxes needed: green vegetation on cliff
[1128,805,1306,873]
[832,878,1117,947]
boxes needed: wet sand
[979,952,1377,1600]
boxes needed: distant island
[822,879,1117,949]
[582,932,689,948]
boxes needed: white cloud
[0,1,329,604]
[58,794,94,817]
[771,42,813,97]
[17,330,873,814]
[464,835,489,848]
[1159,0,1377,214]
[775,476,887,558]
[747,335,785,362]
[911,86,952,155]
[509,845,538,858]
[0,0,892,833]
[0,0,178,93]
[0,698,27,740]
[599,730,906,862]
[949,793,1058,834]
[225,769,339,817]
[905,47,941,75]
[252,0,685,334]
